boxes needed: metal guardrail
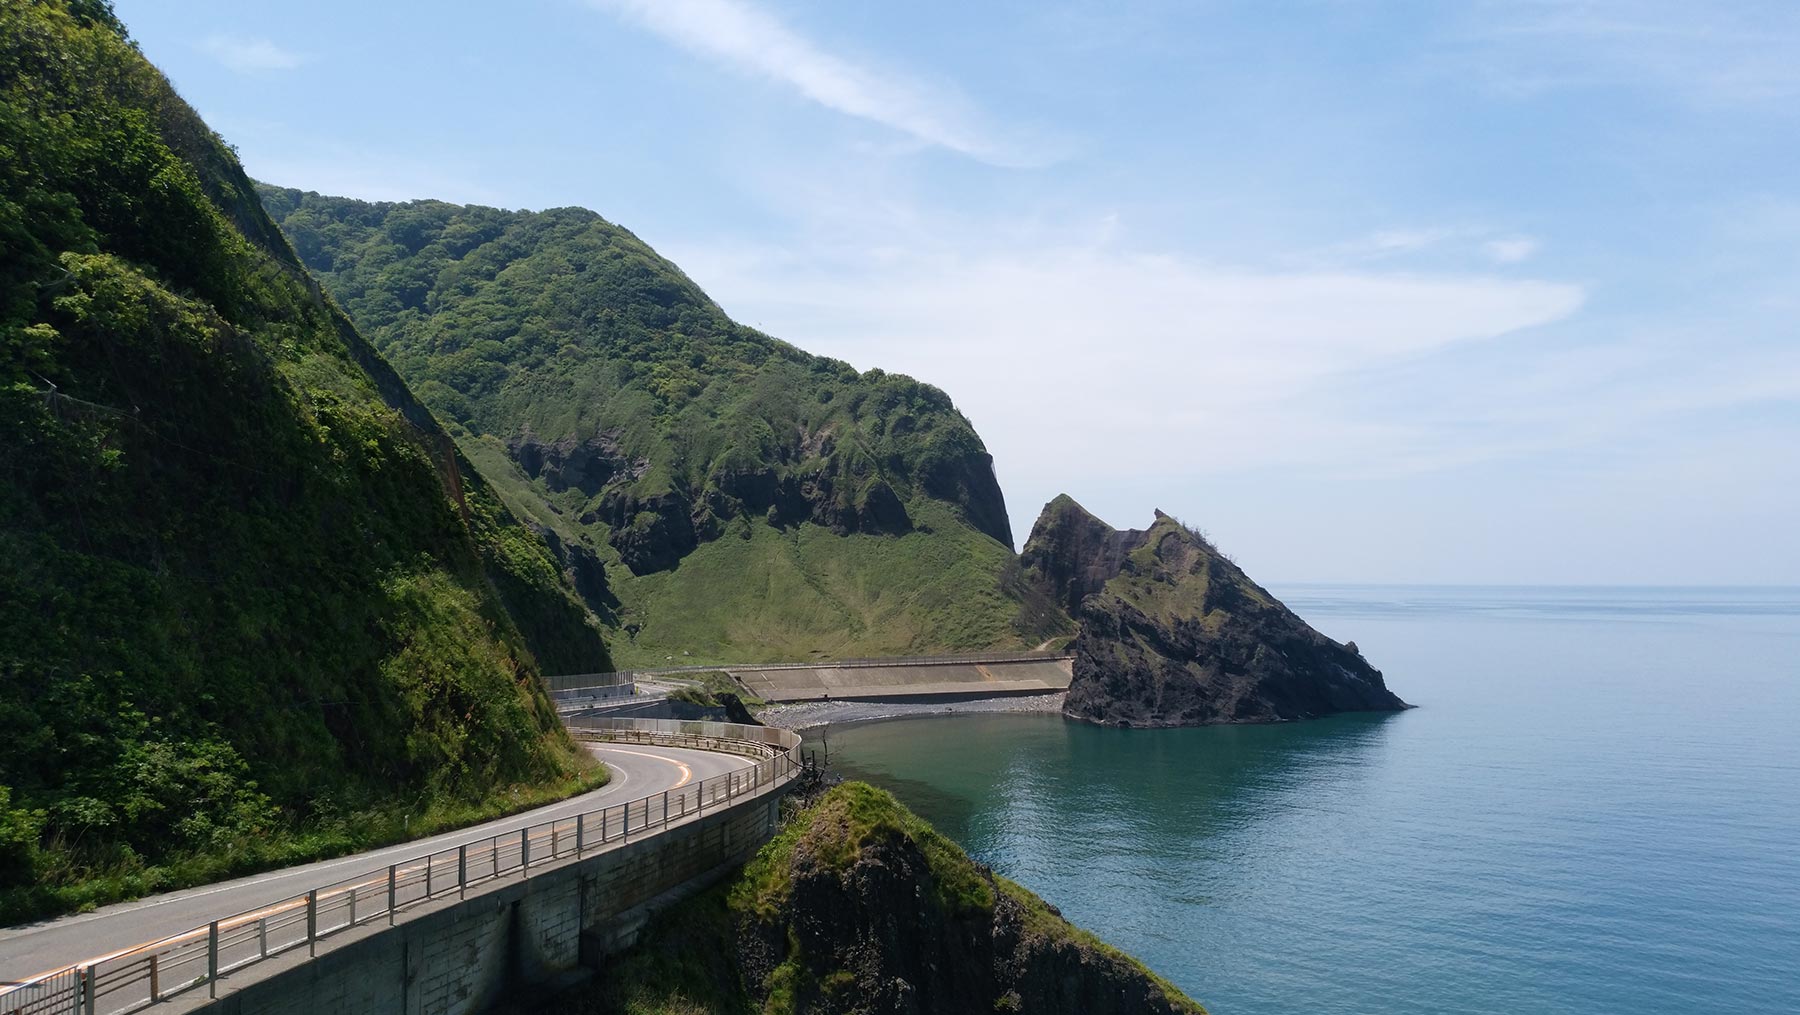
[0,719,801,1015]
[544,671,635,693]
[547,649,1074,696]
[549,682,635,703]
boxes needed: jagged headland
[1022,496,1408,727]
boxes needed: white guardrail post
[207,920,219,998]
[0,719,800,1015]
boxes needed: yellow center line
[17,748,709,986]
[596,746,695,789]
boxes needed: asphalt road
[0,741,752,983]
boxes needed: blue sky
[117,0,1800,583]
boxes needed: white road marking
[0,745,678,934]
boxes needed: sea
[805,586,1800,1014]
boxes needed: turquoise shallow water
[806,586,1800,1014]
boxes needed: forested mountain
[0,0,611,920]
[260,189,1071,665]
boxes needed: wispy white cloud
[199,33,305,74]
[670,230,1588,542]
[1484,236,1539,263]
[589,0,1046,166]
[1456,0,1800,105]
[1366,228,1455,254]
[1310,226,1542,267]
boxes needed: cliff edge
[548,782,1203,1014]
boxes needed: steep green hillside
[0,0,611,921]
[258,188,1070,666]
[547,782,1203,1014]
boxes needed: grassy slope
[0,0,609,922]
[553,783,1201,1015]
[1108,515,1279,631]
[608,502,1036,667]
[256,188,1071,666]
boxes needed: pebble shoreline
[757,692,1067,731]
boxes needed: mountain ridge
[259,186,1069,665]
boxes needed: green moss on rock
[546,783,1203,1015]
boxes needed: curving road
[0,741,753,984]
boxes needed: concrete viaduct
[0,718,803,1015]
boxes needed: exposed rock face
[1019,494,1151,615]
[508,430,645,497]
[529,525,618,621]
[916,446,1013,548]
[1023,497,1407,726]
[595,485,699,575]
[735,784,1201,1015]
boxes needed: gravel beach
[757,692,1066,731]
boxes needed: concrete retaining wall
[175,795,783,1015]
[733,657,1074,702]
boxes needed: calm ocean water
[807,586,1800,1014]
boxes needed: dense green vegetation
[0,0,612,922]
[258,187,1071,666]
[546,782,1202,1015]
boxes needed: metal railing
[547,649,1074,696]
[0,719,801,1015]
[545,670,636,694]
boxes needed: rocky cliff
[547,782,1203,1015]
[1022,497,1407,726]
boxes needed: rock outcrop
[548,782,1203,1014]
[1023,497,1408,727]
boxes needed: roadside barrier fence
[545,648,1074,696]
[0,719,801,1015]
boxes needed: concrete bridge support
[176,795,782,1015]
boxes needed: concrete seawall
[171,793,782,1015]
[733,657,1074,702]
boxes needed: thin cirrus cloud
[1311,228,1541,266]
[590,0,1047,167]
[1484,236,1540,263]
[198,33,305,74]
[1456,0,1800,104]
